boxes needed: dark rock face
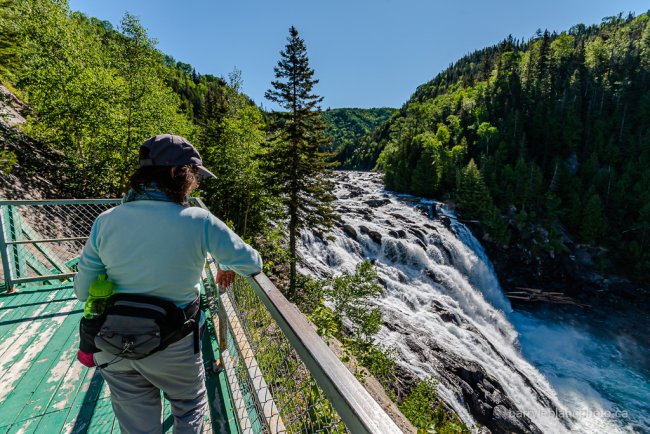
[389,212,414,224]
[364,198,391,208]
[368,230,383,244]
[414,204,430,217]
[439,215,452,230]
[408,227,427,244]
[413,238,427,250]
[343,185,364,199]
[425,269,441,284]
[342,224,357,240]
[357,224,383,244]
[476,222,649,309]
[387,319,548,434]
[0,122,68,200]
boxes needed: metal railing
[0,199,121,291]
[0,199,403,434]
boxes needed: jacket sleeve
[204,213,263,276]
[74,220,106,302]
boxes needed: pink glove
[77,350,96,367]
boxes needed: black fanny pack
[79,293,201,360]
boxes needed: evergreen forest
[350,13,650,280]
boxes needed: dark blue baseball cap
[139,134,216,179]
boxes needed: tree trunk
[289,74,299,298]
[288,193,298,299]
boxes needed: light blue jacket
[74,200,262,305]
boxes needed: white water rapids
[298,171,647,433]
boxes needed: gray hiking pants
[94,332,207,434]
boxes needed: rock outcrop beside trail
[0,122,68,200]
[0,86,69,200]
[0,85,27,125]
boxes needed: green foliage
[455,159,492,219]
[0,149,17,174]
[455,160,510,243]
[309,304,339,341]
[300,261,397,388]
[8,0,280,252]
[163,59,226,123]
[399,378,439,430]
[399,378,470,434]
[256,225,291,276]
[15,1,193,195]
[0,0,21,81]
[347,340,397,393]
[580,193,607,243]
[197,80,275,236]
[302,261,383,341]
[265,26,337,296]
[352,12,650,279]
[325,261,383,341]
[305,379,346,433]
[321,107,396,168]
[9,0,276,242]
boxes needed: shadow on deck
[0,284,234,434]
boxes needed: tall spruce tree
[265,26,336,297]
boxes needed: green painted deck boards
[0,283,239,434]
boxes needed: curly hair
[128,165,199,204]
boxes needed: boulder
[389,212,412,223]
[439,215,452,229]
[342,224,357,240]
[368,231,383,244]
[365,198,391,208]
[408,227,427,243]
[413,238,427,250]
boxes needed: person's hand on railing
[216,267,236,288]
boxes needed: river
[297,171,649,433]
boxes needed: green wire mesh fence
[204,259,348,434]
[0,199,402,434]
[0,200,120,291]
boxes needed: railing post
[0,205,14,292]
[217,283,228,352]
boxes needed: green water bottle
[83,275,114,319]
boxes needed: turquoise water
[513,306,650,433]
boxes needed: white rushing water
[298,171,646,433]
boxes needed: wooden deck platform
[0,283,238,434]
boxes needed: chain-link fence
[0,199,120,291]
[204,259,348,434]
[0,199,401,434]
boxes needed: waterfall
[298,171,643,433]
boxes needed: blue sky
[69,0,649,109]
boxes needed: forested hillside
[351,13,650,280]
[0,3,465,431]
[1,0,274,239]
[321,107,395,166]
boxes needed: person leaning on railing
[73,134,263,434]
